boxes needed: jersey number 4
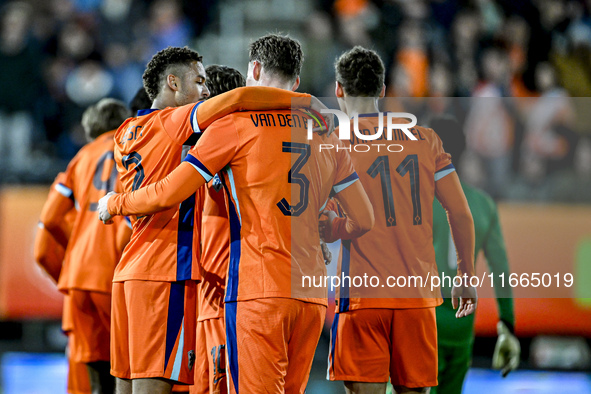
[367,154,422,227]
[90,151,118,211]
[277,142,310,217]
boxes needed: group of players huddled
[35,33,519,394]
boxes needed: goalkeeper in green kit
[430,115,520,394]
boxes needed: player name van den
[249,113,307,128]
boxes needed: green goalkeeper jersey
[433,182,514,346]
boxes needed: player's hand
[319,209,338,243]
[320,240,332,265]
[309,96,335,136]
[98,191,116,224]
[492,320,520,377]
[451,284,477,318]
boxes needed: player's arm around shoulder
[99,116,238,222]
[100,161,202,221]
[194,86,312,130]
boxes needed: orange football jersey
[108,109,364,305]
[113,87,312,282]
[333,113,455,310]
[186,109,359,305]
[42,131,131,293]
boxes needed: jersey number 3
[277,142,310,217]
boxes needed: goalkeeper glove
[492,320,520,377]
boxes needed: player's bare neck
[151,97,171,110]
[344,96,379,117]
[258,74,294,91]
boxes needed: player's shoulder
[415,125,439,141]
[82,130,116,155]
[205,111,241,134]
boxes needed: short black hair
[429,115,466,162]
[249,34,303,83]
[335,46,385,97]
[205,65,246,97]
[142,46,203,100]
[129,87,152,113]
[82,98,130,141]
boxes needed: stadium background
[0,0,591,392]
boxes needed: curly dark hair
[335,46,385,97]
[205,65,246,98]
[249,34,303,83]
[142,46,203,100]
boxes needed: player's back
[336,113,454,309]
[191,109,357,305]
[57,131,130,293]
[114,105,201,282]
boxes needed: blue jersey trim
[164,282,185,371]
[328,313,340,377]
[333,172,359,194]
[184,155,214,182]
[338,240,351,313]
[435,164,456,181]
[225,301,239,393]
[190,101,204,133]
[56,183,74,201]
[136,108,159,116]
[221,175,241,303]
[176,193,196,280]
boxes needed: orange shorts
[66,333,91,394]
[172,384,191,393]
[191,317,227,394]
[328,307,437,387]
[226,298,325,394]
[111,280,197,383]
[69,289,111,363]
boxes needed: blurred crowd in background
[1,0,591,202]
